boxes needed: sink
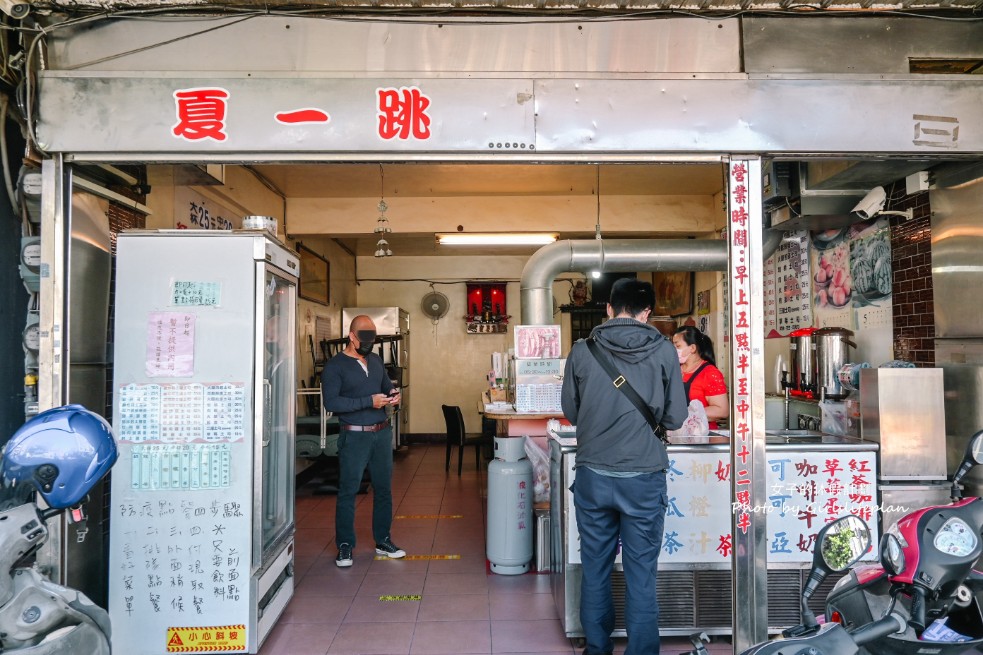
[766,429,822,437]
[765,429,825,441]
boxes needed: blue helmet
[1,405,118,509]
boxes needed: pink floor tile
[410,619,492,654]
[423,572,490,595]
[258,622,337,655]
[489,591,560,621]
[490,619,578,653]
[326,621,415,655]
[343,593,422,623]
[417,593,491,622]
[279,594,354,624]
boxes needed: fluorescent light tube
[436,233,558,246]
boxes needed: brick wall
[886,180,935,367]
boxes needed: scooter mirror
[879,533,905,576]
[951,430,983,497]
[967,432,983,467]
[818,515,871,572]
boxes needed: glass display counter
[549,431,879,639]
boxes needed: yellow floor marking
[379,595,422,601]
[373,554,462,561]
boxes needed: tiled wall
[885,180,935,367]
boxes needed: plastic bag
[667,400,710,437]
[523,438,551,504]
[819,400,848,436]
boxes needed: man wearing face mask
[322,315,404,568]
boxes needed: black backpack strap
[585,337,668,444]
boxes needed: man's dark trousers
[574,466,669,655]
[336,426,394,547]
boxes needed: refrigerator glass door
[260,266,296,561]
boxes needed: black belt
[341,421,389,432]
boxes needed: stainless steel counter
[549,431,879,638]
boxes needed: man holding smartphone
[322,314,404,568]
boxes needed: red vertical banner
[729,160,753,535]
[728,159,768,651]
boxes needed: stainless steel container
[814,327,856,400]
[787,327,818,396]
[859,368,947,481]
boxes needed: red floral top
[681,363,728,429]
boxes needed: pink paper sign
[146,312,196,378]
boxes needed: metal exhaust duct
[520,230,783,325]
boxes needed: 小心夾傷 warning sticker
[166,625,246,652]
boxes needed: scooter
[680,512,905,654]
[0,404,118,654]
[735,513,907,655]
[824,429,983,653]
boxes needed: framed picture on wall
[654,271,694,317]
[297,243,330,305]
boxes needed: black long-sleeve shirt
[321,351,393,426]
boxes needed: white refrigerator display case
[109,231,298,654]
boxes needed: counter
[549,431,880,638]
[479,394,566,437]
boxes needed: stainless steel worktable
[548,431,880,639]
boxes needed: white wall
[355,255,572,434]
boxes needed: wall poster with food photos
[810,217,893,330]
[765,231,812,337]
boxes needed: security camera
[851,186,887,220]
[0,0,30,19]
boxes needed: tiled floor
[260,444,733,655]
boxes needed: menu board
[118,383,246,444]
[564,449,878,565]
[514,358,565,413]
[765,231,812,337]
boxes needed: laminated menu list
[118,383,246,443]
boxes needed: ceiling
[252,163,725,199]
[251,162,727,256]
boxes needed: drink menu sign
[563,448,878,565]
[765,231,813,337]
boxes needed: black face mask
[354,330,376,356]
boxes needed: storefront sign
[38,75,983,155]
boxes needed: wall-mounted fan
[421,290,450,322]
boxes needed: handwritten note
[147,312,196,378]
[116,491,248,621]
[173,281,221,307]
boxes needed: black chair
[441,404,492,475]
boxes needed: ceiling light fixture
[436,233,558,246]
[374,164,393,258]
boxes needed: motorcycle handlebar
[849,613,906,646]
[910,587,927,633]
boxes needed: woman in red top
[671,326,729,429]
